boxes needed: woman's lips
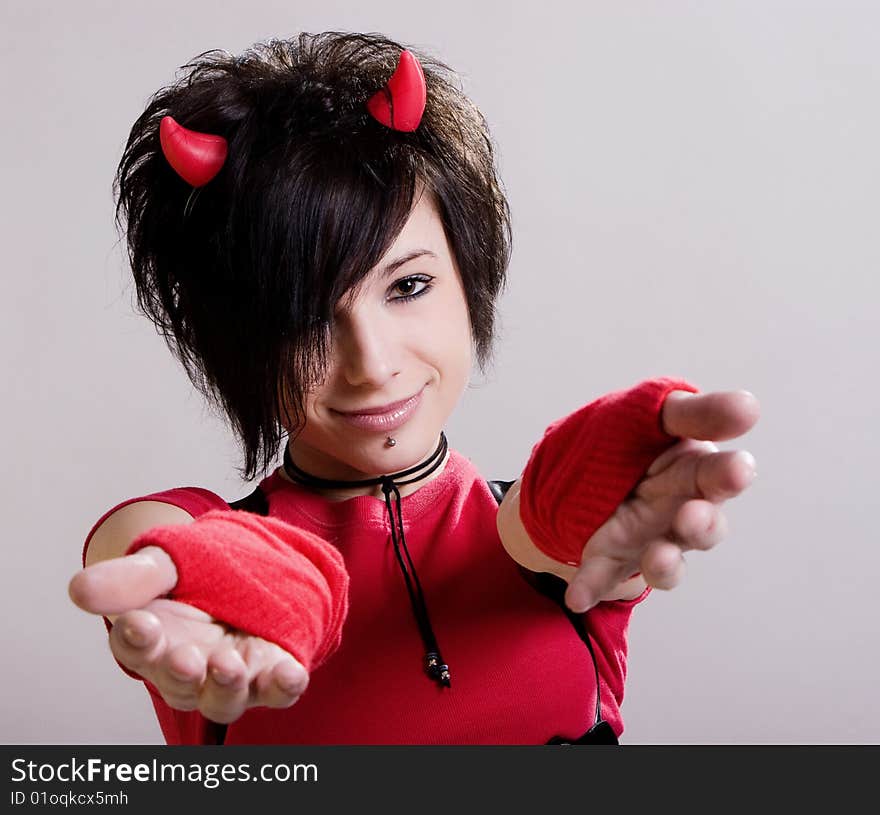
[332,387,426,432]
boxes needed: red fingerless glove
[519,376,699,565]
[126,509,350,673]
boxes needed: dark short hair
[114,31,512,481]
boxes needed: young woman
[69,31,759,744]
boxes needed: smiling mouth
[331,385,427,431]
[333,384,427,416]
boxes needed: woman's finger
[200,648,251,724]
[671,500,728,551]
[696,450,757,502]
[254,657,310,710]
[69,546,178,615]
[565,554,630,613]
[152,642,207,711]
[640,448,757,503]
[107,609,167,676]
[640,540,687,590]
[645,438,718,479]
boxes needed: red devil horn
[366,50,426,132]
[159,115,228,188]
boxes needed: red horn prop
[159,115,228,187]
[366,50,426,132]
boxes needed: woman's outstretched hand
[564,389,760,612]
[68,547,309,724]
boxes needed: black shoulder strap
[487,478,516,504]
[228,486,269,515]
[487,479,592,640]
[487,478,616,744]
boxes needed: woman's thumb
[68,546,178,615]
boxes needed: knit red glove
[125,509,349,673]
[519,377,699,566]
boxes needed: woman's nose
[334,310,398,388]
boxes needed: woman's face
[284,189,474,483]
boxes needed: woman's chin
[343,429,442,475]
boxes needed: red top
[82,449,650,744]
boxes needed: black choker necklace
[282,431,452,688]
[283,431,448,492]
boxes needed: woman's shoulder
[102,485,231,521]
[82,485,230,567]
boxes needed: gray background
[2,0,877,744]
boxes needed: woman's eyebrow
[380,249,438,279]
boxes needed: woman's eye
[391,275,434,303]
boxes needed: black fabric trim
[227,486,269,515]
[487,478,516,504]
[488,478,617,744]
